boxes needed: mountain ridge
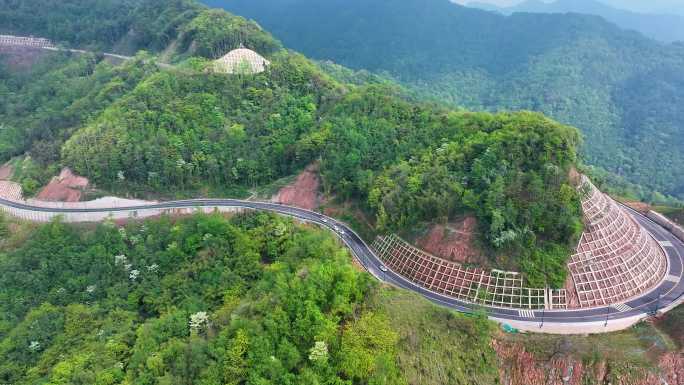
[467,0,684,42]
[207,0,684,201]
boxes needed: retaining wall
[647,210,684,242]
[0,199,245,223]
[568,178,668,308]
[0,35,53,48]
[492,313,646,334]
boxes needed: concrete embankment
[647,210,684,243]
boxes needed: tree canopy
[212,0,684,201]
[1,0,583,284]
[0,213,497,384]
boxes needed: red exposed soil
[272,164,321,211]
[36,168,89,202]
[415,217,484,264]
[494,339,584,385]
[494,339,683,385]
[0,163,13,180]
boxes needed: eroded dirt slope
[36,168,89,202]
[272,164,320,210]
[415,217,485,265]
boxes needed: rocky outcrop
[494,339,682,385]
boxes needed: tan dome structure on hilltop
[214,47,269,74]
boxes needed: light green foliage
[369,289,500,385]
[309,341,328,363]
[0,213,411,384]
[338,312,403,383]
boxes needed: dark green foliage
[0,0,281,60]
[60,52,339,196]
[0,52,157,164]
[179,9,282,59]
[469,0,684,43]
[0,213,420,384]
[211,0,684,200]
[0,0,202,53]
[1,0,583,283]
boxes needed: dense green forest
[0,0,281,58]
[0,0,200,53]
[0,0,584,282]
[209,0,684,202]
[1,2,683,383]
[0,212,497,385]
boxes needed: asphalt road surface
[1,197,682,325]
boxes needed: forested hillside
[0,0,200,53]
[0,0,281,57]
[0,213,497,384]
[1,2,684,384]
[208,0,684,201]
[0,0,583,282]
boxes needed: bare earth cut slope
[272,164,321,211]
[415,217,484,265]
[36,168,89,202]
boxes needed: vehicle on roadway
[379,265,388,272]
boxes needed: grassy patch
[367,288,500,385]
[0,214,39,250]
[657,207,684,226]
[501,321,675,371]
[656,304,684,349]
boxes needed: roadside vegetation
[0,0,583,284]
[0,212,499,385]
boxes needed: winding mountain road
[3,34,682,332]
[1,196,682,333]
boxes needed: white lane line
[665,274,680,283]
[612,303,632,312]
[518,309,536,318]
[659,241,673,247]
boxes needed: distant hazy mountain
[467,0,684,42]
